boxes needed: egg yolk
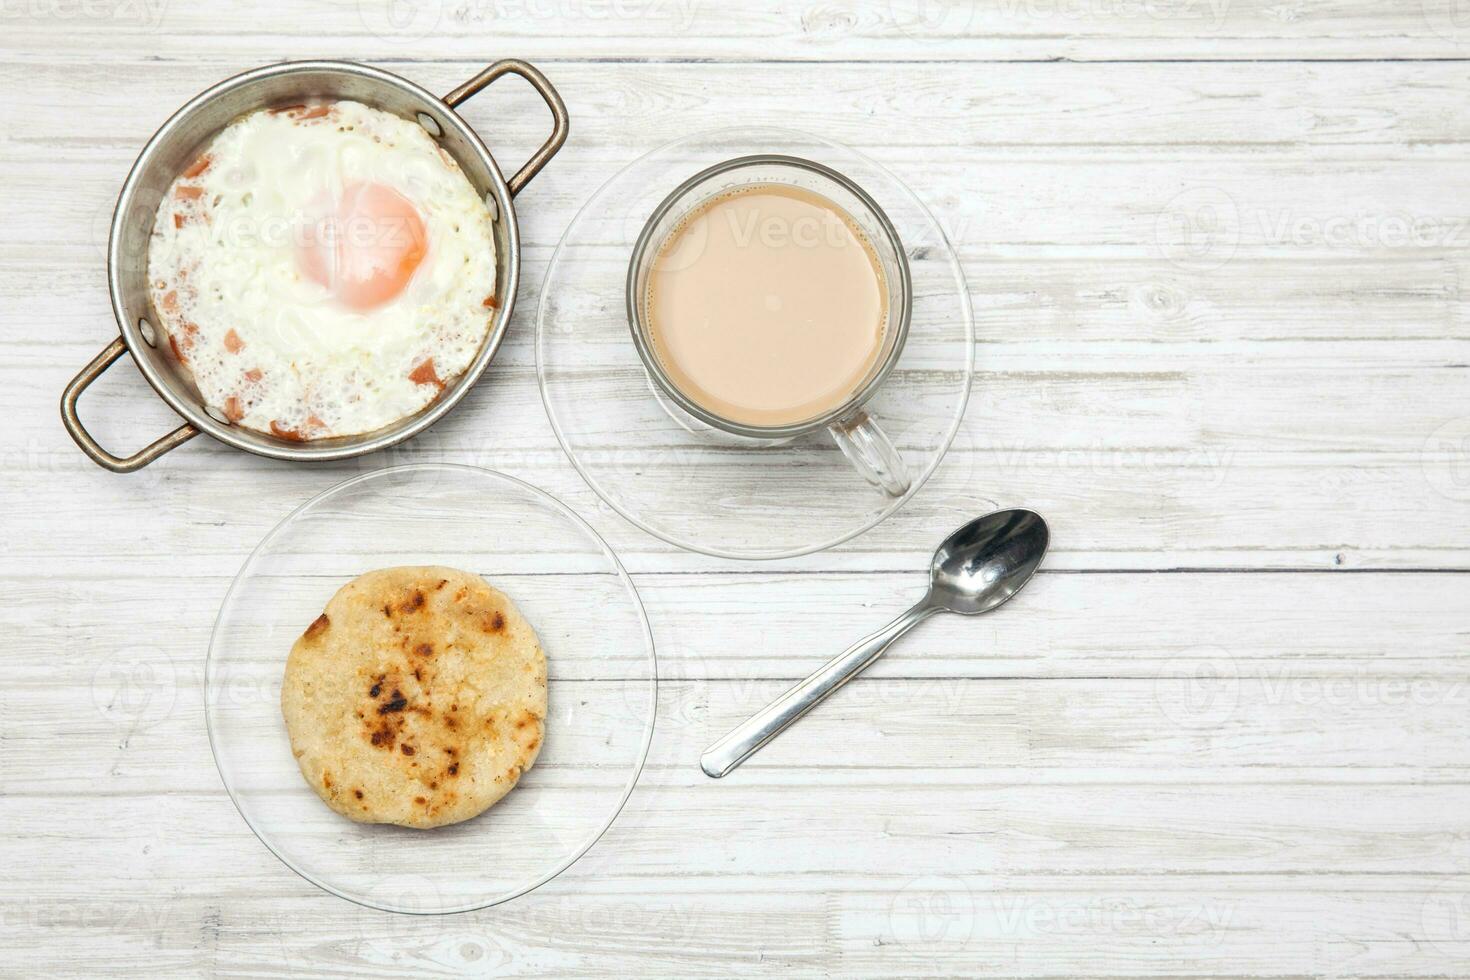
[297,182,427,311]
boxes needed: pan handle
[443,59,569,198]
[60,337,199,473]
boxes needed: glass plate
[205,464,656,913]
[537,126,973,559]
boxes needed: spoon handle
[700,600,938,778]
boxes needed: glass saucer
[537,127,973,560]
[205,464,656,913]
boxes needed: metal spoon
[700,509,1050,778]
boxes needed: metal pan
[61,59,568,472]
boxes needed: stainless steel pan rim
[61,58,569,473]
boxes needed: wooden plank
[2,1,1470,63]
[13,672,1470,793]
[15,765,1470,866]
[2,798,1469,977]
[8,784,1470,885]
[4,444,1470,571]
[10,60,1470,159]
[3,876,1469,977]
[12,63,1470,256]
[10,571,1470,681]
[14,352,1470,456]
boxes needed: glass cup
[626,154,913,496]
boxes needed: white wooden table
[6,2,1470,975]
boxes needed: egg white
[147,100,498,438]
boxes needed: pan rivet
[484,193,499,222]
[417,112,442,138]
[204,404,230,425]
[139,318,156,347]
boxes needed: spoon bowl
[930,509,1049,615]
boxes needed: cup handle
[828,409,910,497]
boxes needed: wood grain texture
[4,2,1470,977]
[3,0,1470,61]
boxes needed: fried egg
[147,100,498,440]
